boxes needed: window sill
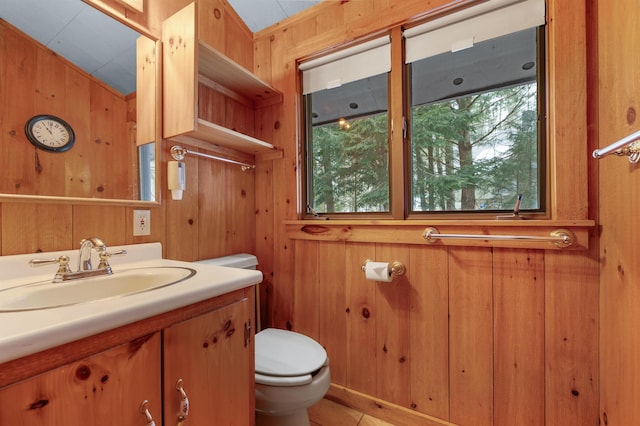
[283,219,595,250]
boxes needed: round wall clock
[24,114,75,153]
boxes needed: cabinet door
[0,333,161,426]
[163,297,253,425]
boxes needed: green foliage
[308,83,539,214]
[410,83,539,211]
[310,113,389,213]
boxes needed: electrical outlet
[133,210,151,236]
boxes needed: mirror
[0,0,160,204]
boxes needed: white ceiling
[228,0,321,32]
[0,0,319,95]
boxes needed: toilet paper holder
[361,259,406,277]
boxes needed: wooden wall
[596,0,640,425]
[0,20,136,200]
[6,0,639,424]
[253,0,600,425]
[0,1,257,262]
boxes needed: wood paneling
[375,244,411,406]
[293,239,319,339]
[72,204,127,247]
[286,239,598,425]
[1,203,73,255]
[597,1,640,424]
[255,1,599,424]
[0,1,619,425]
[345,243,378,396]
[493,249,545,425]
[545,250,599,425]
[0,3,258,262]
[408,245,449,419]
[449,247,494,425]
[547,0,589,219]
[0,21,135,200]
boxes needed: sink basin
[0,266,196,312]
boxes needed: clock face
[25,115,75,153]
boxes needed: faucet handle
[29,255,72,282]
[97,249,127,270]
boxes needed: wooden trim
[325,384,458,426]
[0,193,160,207]
[0,287,253,388]
[284,219,594,250]
[389,27,405,219]
[113,0,143,13]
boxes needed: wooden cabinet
[0,333,162,425]
[162,1,282,158]
[163,297,253,424]
[0,288,255,425]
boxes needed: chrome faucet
[29,237,126,282]
[78,237,106,272]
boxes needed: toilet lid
[255,328,327,377]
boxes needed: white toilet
[197,254,331,426]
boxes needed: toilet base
[255,409,310,426]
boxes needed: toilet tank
[196,253,258,270]
[197,254,261,330]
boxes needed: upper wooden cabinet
[162,2,282,157]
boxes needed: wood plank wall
[253,0,600,424]
[0,20,135,200]
[0,2,257,262]
[596,0,640,425]
[4,0,634,424]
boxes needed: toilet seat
[255,328,327,387]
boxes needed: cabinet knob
[139,400,156,426]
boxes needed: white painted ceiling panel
[1,0,317,95]
[228,0,320,32]
[0,0,139,94]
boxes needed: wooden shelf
[169,119,278,155]
[198,41,282,105]
[162,2,282,157]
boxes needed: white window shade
[300,36,391,94]
[404,0,545,64]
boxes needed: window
[301,0,546,217]
[301,37,391,214]
[408,28,543,212]
[138,143,155,201]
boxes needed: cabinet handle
[176,378,190,425]
[244,319,251,347]
[139,400,156,426]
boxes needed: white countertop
[0,242,262,364]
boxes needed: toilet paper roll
[364,261,393,282]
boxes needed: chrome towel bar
[171,145,255,170]
[592,129,640,163]
[422,227,575,248]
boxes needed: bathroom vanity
[0,243,259,425]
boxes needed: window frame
[300,3,549,221]
[404,26,548,218]
[302,79,395,219]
